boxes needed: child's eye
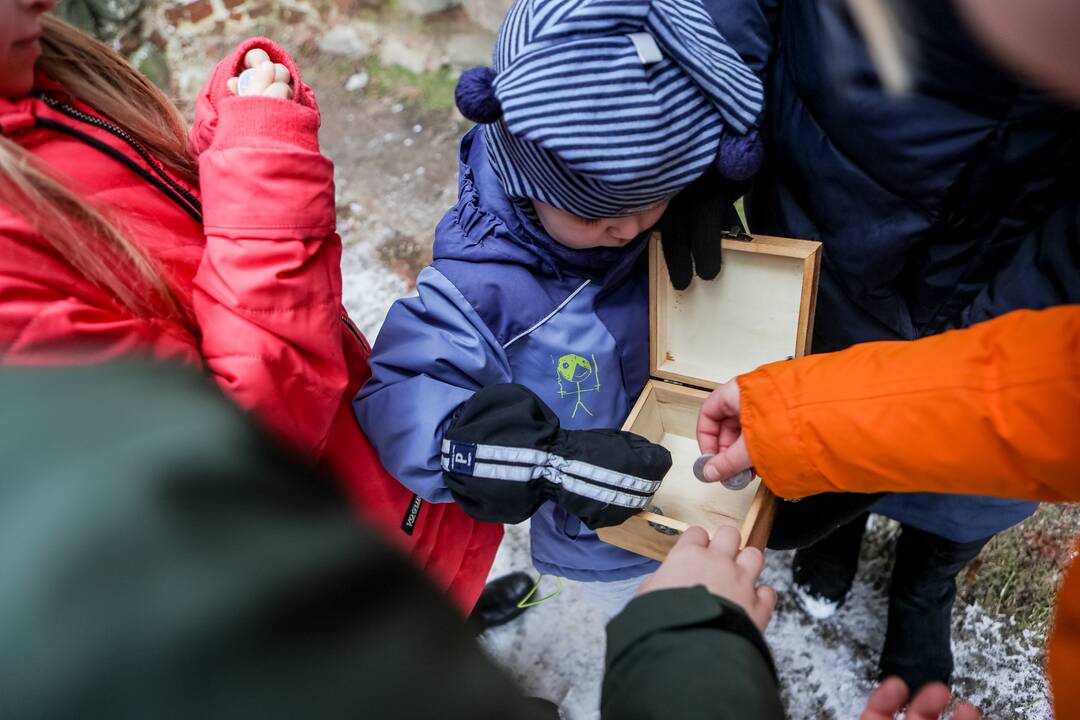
[578,217,602,226]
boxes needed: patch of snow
[792,581,841,620]
[345,71,370,92]
[473,526,1052,720]
[339,226,411,340]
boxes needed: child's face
[532,199,668,250]
[0,0,54,99]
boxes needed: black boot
[879,525,990,692]
[468,571,535,634]
[791,512,869,619]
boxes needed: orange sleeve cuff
[738,363,835,499]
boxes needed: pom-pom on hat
[455,0,764,218]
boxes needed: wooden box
[597,234,821,560]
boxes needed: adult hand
[696,379,753,483]
[861,677,981,720]
[637,525,777,632]
[227,48,294,99]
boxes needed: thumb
[702,435,751,483]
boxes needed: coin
[694,453,754,491]
[721,469,754,491]
[693,453,715,482]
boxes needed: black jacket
[702,0,1080,540]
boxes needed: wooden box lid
[650,234,822,390]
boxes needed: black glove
[659,166,747,291]
[441,384,672,530]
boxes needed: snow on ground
[346,246,1053,718]
[339,209,412,339]
[473,521,1053,720]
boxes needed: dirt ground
[173,25,1078,719]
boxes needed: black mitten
[659,167,747,290]
[441,384,672,529]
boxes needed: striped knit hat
[454,0,765,219]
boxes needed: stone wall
[55,0,513,93]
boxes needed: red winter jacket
[0,39,501,611]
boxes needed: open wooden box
[597,234,821,560]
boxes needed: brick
[165,0,214,25]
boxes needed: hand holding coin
[694,453,754,490]
[227,47,294,99]
[695,380,754,485]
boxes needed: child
[355,0,764,616]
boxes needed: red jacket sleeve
[190,39,348,457]
[738,305,1080,503]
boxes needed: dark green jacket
[0,362,782,719]
[604,588,785,719]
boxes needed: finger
[244,47,271,69]
[735,545,765,578]
[689,204,724,280]
[697,414,721,454]
[753,584,777,631]
[717,416,742,452]
[659,214,694,291]
[860,677,910,720]
[697,383,738,453]
[673,525,711,551]
[272,62,291,84]
[247,62,275,95]
[708,525,741,558]
[702,436,752,483]
[264,81,292,99]
[953,703,983,720]
[906,683,952,720]
[227,76,239,95]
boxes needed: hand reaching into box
[696,379,753,484]
[637,525,777,632]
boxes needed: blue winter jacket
[355,127,659,581]
[704,0,1080,541]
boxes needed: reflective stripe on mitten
[442,384,671,529]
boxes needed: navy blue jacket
[704,0,1080,541]
[356,128,659,581]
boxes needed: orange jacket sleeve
[736,305,1080,718]
[738,305,1080,503]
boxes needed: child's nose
[608,216,641,240]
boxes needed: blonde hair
[0,15,197,328]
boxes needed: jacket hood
[433,127,648,283]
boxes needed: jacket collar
[1,72,67,137]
